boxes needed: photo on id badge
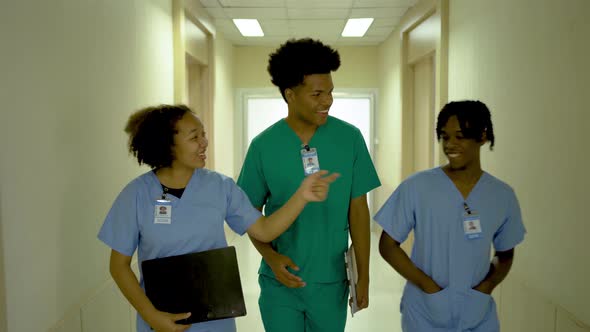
[463,214,482,239]
[301,147,320,176]
[154,200,172,224]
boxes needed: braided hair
[436,100,495,150]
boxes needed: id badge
[301,147,320,176]
[463,213,482,239]
[154,199,172,224]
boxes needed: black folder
[141,246,246,325]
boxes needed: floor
[226,227,405,332]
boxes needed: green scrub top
[238,116,381,282]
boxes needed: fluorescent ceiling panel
[233,19,264,37]
[341,18,374,37]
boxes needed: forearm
[248,191,307,242]
[476,249,514,292]
[248,233,279,260]
[378,232,439,292]
[247,170,338,243]
[110,260,158,324]
[349,202,370,281]
[262,190,307,238]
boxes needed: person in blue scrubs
[375,100,526,331]
[98,104,339,332]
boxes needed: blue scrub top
[98,168,261,332]
[375,167,526,331]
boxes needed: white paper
[344,244,359,316]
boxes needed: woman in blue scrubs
[98,104,338,332]
[375,100,526,331]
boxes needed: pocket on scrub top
[461,288,493,329]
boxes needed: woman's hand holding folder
[146,310,192,332]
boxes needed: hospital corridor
[0,0,588,331]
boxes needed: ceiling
[198,0,419,46]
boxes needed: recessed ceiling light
[233,19,264,37]
[342,18,374,37]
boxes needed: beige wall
[0,212,5,332]
[377,0,590,330]
[185,16,209,66]
[234,45,379,89]
[213,32,236,178]
[375,0,443,211]
[448,0,590,328]
[0,0,174,330]
[375,32,404,211]
[334,46,379,88]
[0,0,234,329]
[233,46,274,88]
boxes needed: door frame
[400,0,449,178]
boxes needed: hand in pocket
[422,288,453,328]
[461,288,492,329]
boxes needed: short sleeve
[224,178,262,235]
[350,129,381,198]
[237,140,269,208]
[493,189,526,251]
[374,181,415,243]
[97,183,140,257]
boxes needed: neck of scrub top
[155,165,194,189]
[284,116,320,145]
[442,164,483,187]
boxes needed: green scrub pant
[258,274,349,332]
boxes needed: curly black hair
[124,104,193,169]
[267,38,341,101]
[436,100,495,150]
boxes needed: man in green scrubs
[237,38,381,332]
